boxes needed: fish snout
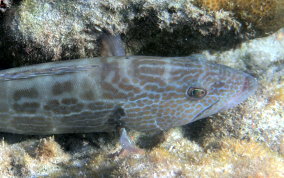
[242,75,258,94]
[221,74,258,111]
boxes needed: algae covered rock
[195,0,284,33]
[2,0,282,68]
[1,128,283,177]
[0,29,283,177]
[0,0,284,177]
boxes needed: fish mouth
[242,75,257,93]
[239,74,258,101]
[188,74,258,123]
[191,99,220,122]
[223,74,258,111]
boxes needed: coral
[269,87,284,105]
[35,137,64,161]
[196,0,284,32]
[280,137,284,155]
[0,141,32,176]
[0,0,272,68]
[109,130,284,177]
[0,0,283,176]
[0,136,71,177]
[0,130,283,177]
[196,0,227,11]
[0,0,282,68]
[200,138,284,178]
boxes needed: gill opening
[191,99,220,123]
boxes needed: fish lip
[237,74,258,100]
[242,75,258,94]
[241,74,258,102]
[222,74,258,111]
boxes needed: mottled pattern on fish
[0,55,257,134]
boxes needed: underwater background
[0,0,283,177]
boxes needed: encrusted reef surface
[195,0,284,33]
[1,0,284,67]
[0,29,283,178]
[0,0,284,177]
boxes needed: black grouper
[0,36,257,135]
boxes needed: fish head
[174,57,258,124]
[121,55,257,132]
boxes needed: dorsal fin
[99,34,125,56]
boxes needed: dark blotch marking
[81,90,96,100]
[13,102,40,114]
[44,99,84,114]
[0,102,9,112]
[70,103,84,112]
[13,88,38,101]
[61,98,78,105]
[102,82,128,99]
[80,79,97,101]
[44,100,60,110]
[52,81,73,95]
[44,100,65,113]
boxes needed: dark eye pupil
[187,88,207,99]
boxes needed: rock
[0,0,283,176]
[1,0,282,67]
[195,0,284,33]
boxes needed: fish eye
[187,87,207,99]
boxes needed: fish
[0,53,257,134]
